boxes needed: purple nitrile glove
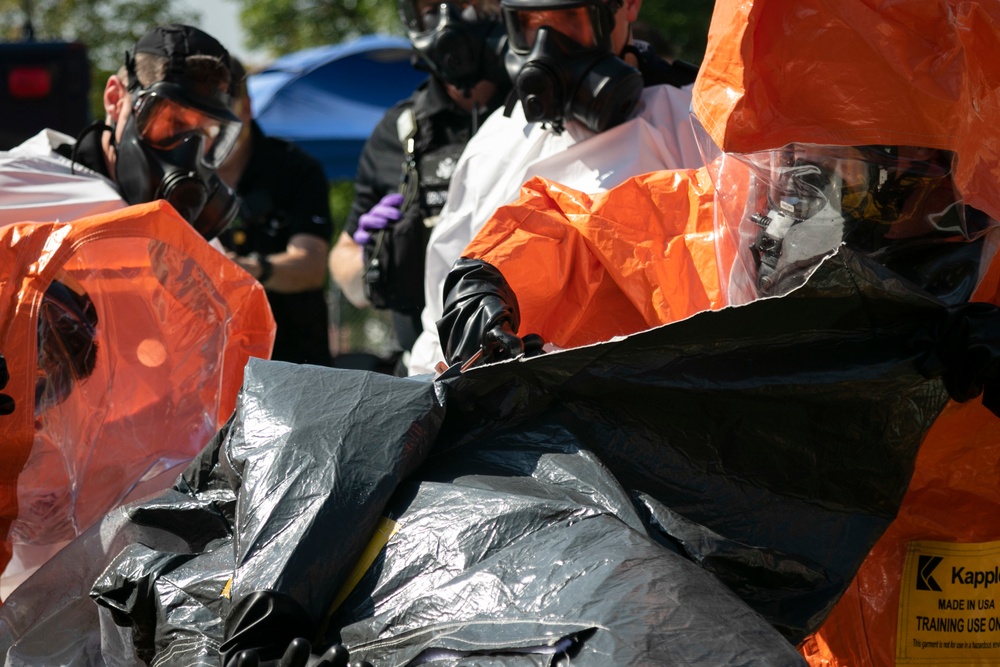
[353,193,405,245]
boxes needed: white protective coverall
[0,130,125,226]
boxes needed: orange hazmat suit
[0,201,274,588]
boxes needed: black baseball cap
[127,24,237,115]
[133,23,231,67]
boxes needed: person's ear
[103,74,127,124]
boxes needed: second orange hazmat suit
[0,201,275,594]
[459,0,1000,663]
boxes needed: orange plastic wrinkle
[0,201,275,582]
[464,169,720,348]
[693,0,1000,222]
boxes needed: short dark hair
[126,52,232,91]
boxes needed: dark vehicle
[0,40,90,149]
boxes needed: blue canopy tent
[247,35,428,180]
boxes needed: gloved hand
[221,592,376,667]
[230,638,354,667]
[353,193,405,246]
[221,591,316,667]
[0,353,14,416]
[436,258,545,367]
[918,301,1000,416]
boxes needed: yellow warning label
[897,540,1000,665]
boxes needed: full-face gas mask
[721,143,991,305]
[400,0,509,91]
[114,26,242,240]
[501,0,642,133]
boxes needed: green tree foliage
[637,0,716,65]
[328,180,356,237]
[239,0,400,56]
[235,0,715,61]
[1,0,197,118]
[1,0,197,71]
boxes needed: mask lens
[506,6,598,52]
[767,146,872,219]
[133,91,239,167]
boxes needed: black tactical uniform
[219,121,334,366]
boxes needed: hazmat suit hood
[690,0,1000,305]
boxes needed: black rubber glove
[919,302,1000,416]
[0,353,13,416]
[436,258,543,367]
[230,638,351,667]
[221,591,317,667]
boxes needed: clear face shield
[34,277,98,416]
[710,141,992,305]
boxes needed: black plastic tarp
[0,249,954,666]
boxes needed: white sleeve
[407,326,443,376]
[423,155,479,327]
[408,110,520,377]
[0,155,124,228]
[407,136,480,376]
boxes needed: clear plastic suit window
[13,237,229,547]
[700,131,997,307]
